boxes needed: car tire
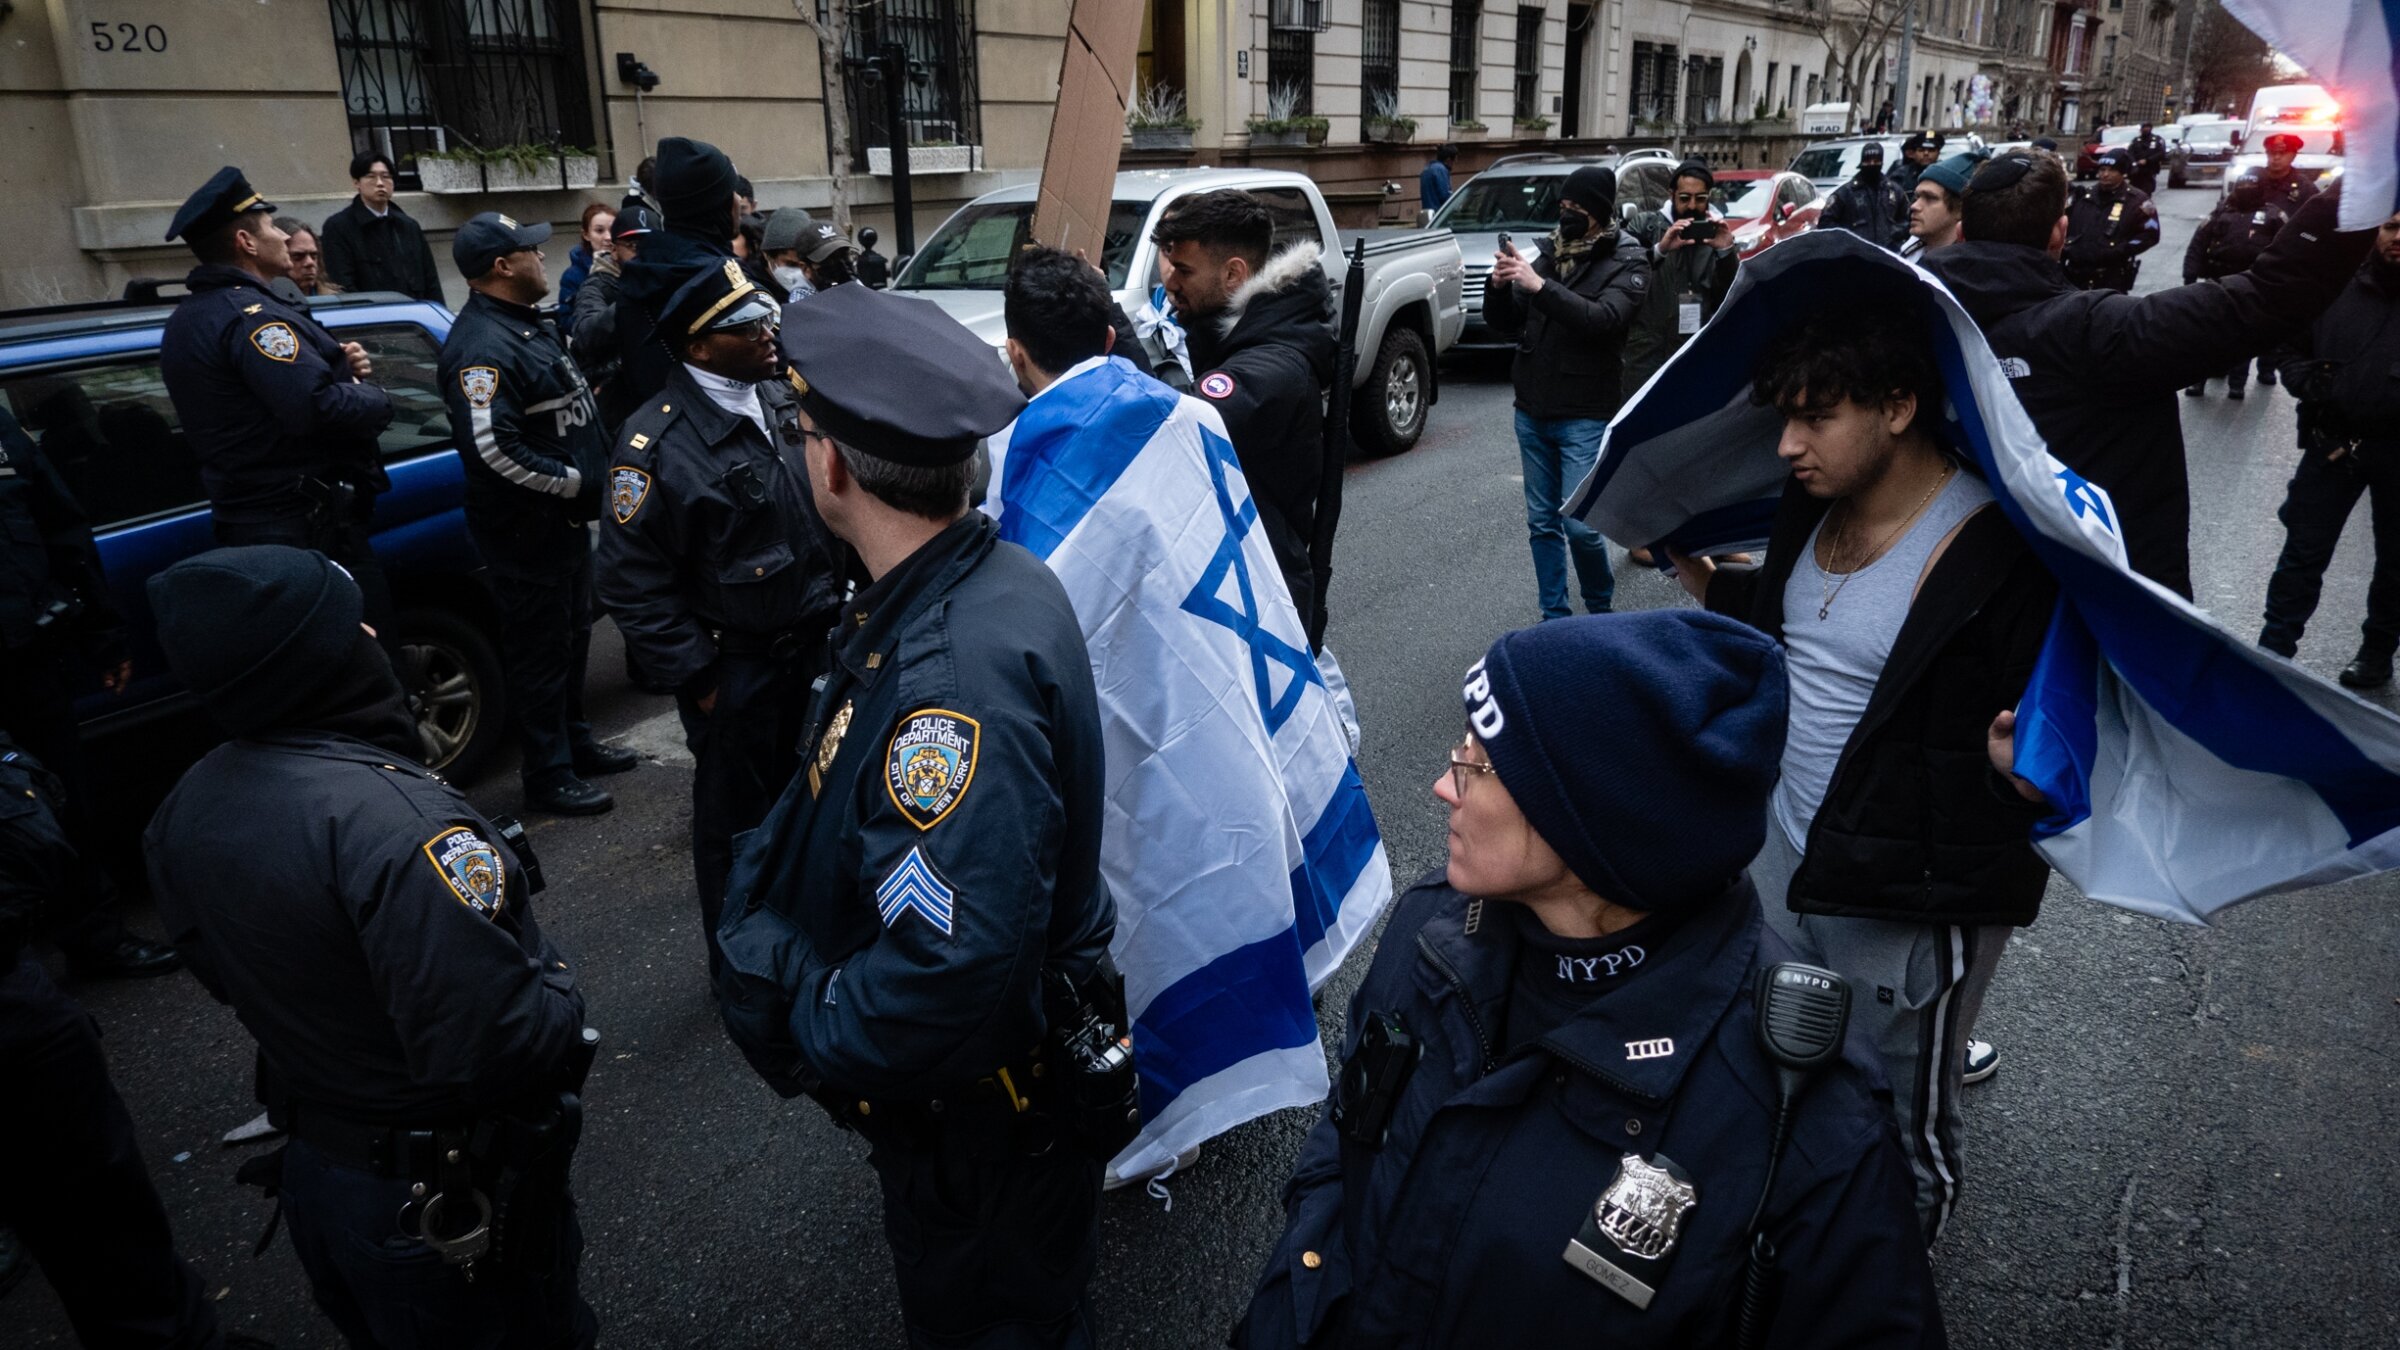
[390,607,507,782]
[1352,325,1430,458]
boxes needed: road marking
[614,710,694,768]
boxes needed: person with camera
[2260,208,2400,690]
[1623,160,1740,399]
[143,545,598,1349]
[713,284,1121,1349]
[1233,611,1941,1350]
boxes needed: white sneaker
[1104,1144,1200,1193]
[1962,1039,1999,1085]
[222,1110,282,1145]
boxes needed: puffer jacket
[1480,229,1649,423]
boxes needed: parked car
[1711,169,1827,258]
[892,168,1465,457]
[1789,135,1910,199]
[2075,123,2183,179]
[0,288,509,791]
[2168,119,2242,187]
[1430,155,1675,352]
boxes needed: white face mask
[773,265,810,294]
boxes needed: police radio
[1733,963,1852,1350]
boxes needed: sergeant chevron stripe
[875,846,955,935]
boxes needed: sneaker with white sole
[1962,1039,1999,1084]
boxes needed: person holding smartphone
[1623,160,1741,401]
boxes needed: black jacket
[716,512,1115,1104]
[1923,192,2370,599]
[1235,874,1942,1349]
[318,197,443,303]
[158,264,393,525]
[2063,183,2160,285]
[1708,476,2057,927]
[1821,172,1910,251]
[0,736,72,965]
[0,406,122,660]
[1623,213,1740,396]
[611,228,738,412]
[145,728,586,1124]
[2280,257,2400,440]
[595,364,846,698]
[2184,196,2289,282]
[1482,230,1649,422]
[438,291,606,576]
[1186,244,1338,644]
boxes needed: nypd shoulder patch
[875,846,956,936]
[250,323,300,363]
[610,466,651,524]
[459,365,500,410]
[422,826,506,919]
[886,709,979,830]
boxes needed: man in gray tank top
[1667,302,2059,1242]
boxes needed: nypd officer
[439,212,637,817]
[143,545,597,1349]
[714,282,1119,1349]
[2063,150,2161,293]
[1236,611,1941,1349]
[158,167,398,634]
[595,261,846,973]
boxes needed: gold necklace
[1815,463,1955,620]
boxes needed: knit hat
[1673,159,1714,190]
[653,136,739,225]
[1917,151,1985,199]
[760,207,816,254]
[1561,164,1617,215]
[147,546,366,736]
[1461,610,1788,913]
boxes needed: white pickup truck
[891,168,1466,456]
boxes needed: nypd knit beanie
[148,546,364,736]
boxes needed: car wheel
[1352,325,1430,457]
[390,608,506,781]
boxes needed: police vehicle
[0,285,509,789]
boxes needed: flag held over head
[986,354,1394,1178]
[2218,1,2392,232]
[1571,228,2400,923]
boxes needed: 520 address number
[90,22,169,53]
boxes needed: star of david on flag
[1181,429,1321,735]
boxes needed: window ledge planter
[416,157,484,194]
[1514,118,1553,135]
[1449,121,1490,139]
[1248,124,1311,149]
[1364,118,1418,144]
[415,152,598,194]
[868,144,984,175]
[1129,126,1196,151]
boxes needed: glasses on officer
[718,316,778,342]
[1448,731,1496,799]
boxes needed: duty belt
[282,1102,461,1181]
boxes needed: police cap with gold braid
[776,283,1026,468]
[657,258,781,343]
[166,166,279,244]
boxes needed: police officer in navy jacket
[1236,611,1943,1349]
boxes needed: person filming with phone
[1624,160,1741,400]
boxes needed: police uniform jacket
[1235,875,1942,1350]
[716,512,1114,1103]
[2064,183,2161,277]
[158,264,394,524]
[1821,174,1910,251]
[438,290,606,576]
[144,730,586,1124]
[1923,190,2371,599]
[0,406,123,659]
[2261,168,2321,212]
[2184,195,2291,282]
[2279,257,2400,444]
[595,364,844,697]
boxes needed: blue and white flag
[986,355,1393,1176]
[1571,229,2400,923]
[2219,0,2395,231]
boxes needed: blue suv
[0,289,509,783]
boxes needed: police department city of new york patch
[886,709,979,830]
[422,826,507,919]
[1562,1152,1698,1310]
[249,322,300,363]
[610,467,650,524]
[459,366,500,411]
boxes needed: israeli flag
[2219,0,2396,231]
[986,355,1394,1177]
[1571,229,2400,923]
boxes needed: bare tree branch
[794,0,856,233]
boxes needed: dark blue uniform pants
[2260,442,2400,659]
[485,552,598,790]
[279,1137,596,1350]
[674,649,814,973]
[0,958,219,1349]
[866,1124,1102,1349]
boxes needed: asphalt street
[13,186,2400,1349]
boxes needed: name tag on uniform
[1676,291,1703,336]
[1563,1152,1698,1310]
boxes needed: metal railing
[328,0,597,188]
[839,0,981,171]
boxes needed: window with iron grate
[327,0,597,187]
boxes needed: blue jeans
[1514,410,1615,619]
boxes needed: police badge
[610,466,650,524]
[459,366,500,410]
[249,322,300,363]
[422,826,508,919]
[1562,1152,1699,1310]
[886,709,979,829]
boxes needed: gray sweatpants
[1750,827,2010,1244]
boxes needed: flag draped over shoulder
[987,354,1394,1176]
[1571,229,2400,923]
[2218,0,2397,231]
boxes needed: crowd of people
[0,116,2393,1350]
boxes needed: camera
[616,53,661,93]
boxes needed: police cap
[778,284,1026,468]
[2095,149,2130,171]
[659,258,779,341]
[452,211,553,278]
[167,166,278,244]
[2263,132,2303,153]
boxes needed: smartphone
[1681,218,1723,241]
[1497,231,1516,255]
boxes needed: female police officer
[1236,610,1943,1349]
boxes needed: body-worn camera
[1332,1011,1421,1149]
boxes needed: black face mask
[1557,208,1592,241]
[1858,161,1884,183]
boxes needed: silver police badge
[1563,1152,1699,1310]
[249,322,300,363]
[459,365,500,410]
[886,709,979,830]
[422,826,507,919]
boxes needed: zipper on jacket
[1417,933,1496,1076]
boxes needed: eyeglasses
[1448,732,1496,798]
[718,317,778,341]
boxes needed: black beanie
[1561,164,1617,216]
[1461,610,1788,913]
[654,137,738,227]
[1674,159,1715,191]
[147,546,365,737]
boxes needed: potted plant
[1451,119,1490,139]
[1514,114,1554,135]
[1364,90,1418,143]
[414,148,483,194]
[1300,115,1332,146]
[1127,82,1199,151]
[1247,82,1313,149]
